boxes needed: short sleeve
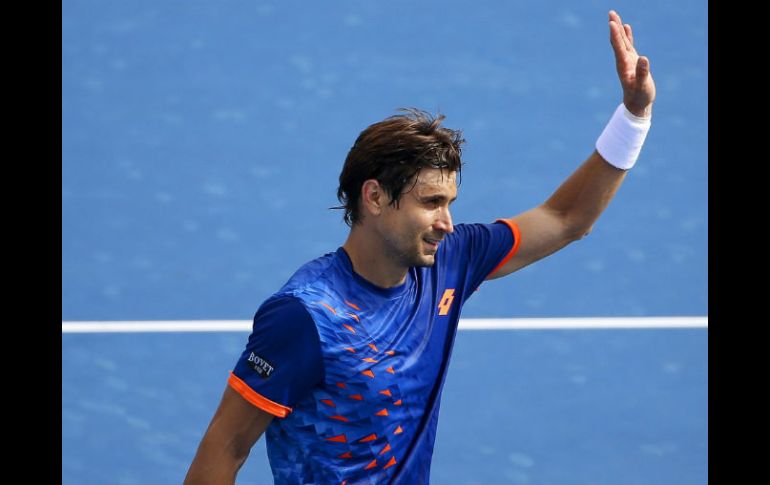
[229,295,324,418]
[440,219,520,304]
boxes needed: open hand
[609,10,656,117]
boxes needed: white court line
[62,317,707,333]
[459,316,707,330]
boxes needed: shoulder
[256,294,312,320]
[277,249,346,295]
[440,221,513,254]
[448,221,512,240]
[251,294,317,342]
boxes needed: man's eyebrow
[420,194,458,203]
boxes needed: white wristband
[595,103,651,170]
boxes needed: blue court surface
[62,0,707,483]
[63,327,706,485]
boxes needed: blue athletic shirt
[230,220,520,485]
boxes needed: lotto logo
[438,289,455,316]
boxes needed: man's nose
[435,207,453,234]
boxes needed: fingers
[624,23,634,46]
[608,17,628,59]
[608,10,632,51]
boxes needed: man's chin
[413,254,436,268]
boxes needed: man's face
[378,168,457,268]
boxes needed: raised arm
[184,386,274,485]
[488,10,656,280]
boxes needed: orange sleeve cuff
[228,371,292,418]
[487,218,522,278]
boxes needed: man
[184,10,655,485]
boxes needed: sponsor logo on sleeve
[246,352,275,379]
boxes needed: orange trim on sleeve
[487,218,522,278]
[228,371,292,418]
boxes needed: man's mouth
[423,237,442,249]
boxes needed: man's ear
[361,179,386,217]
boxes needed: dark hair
[335,108,465,226]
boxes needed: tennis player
[184,10,655,485]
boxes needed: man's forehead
[413,168,458,192]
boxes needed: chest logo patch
[438,289,455,316]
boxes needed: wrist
[623,101,652,119]
[595,103,652,170]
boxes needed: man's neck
[342,229,408,289]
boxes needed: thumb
[635,56,650,86]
